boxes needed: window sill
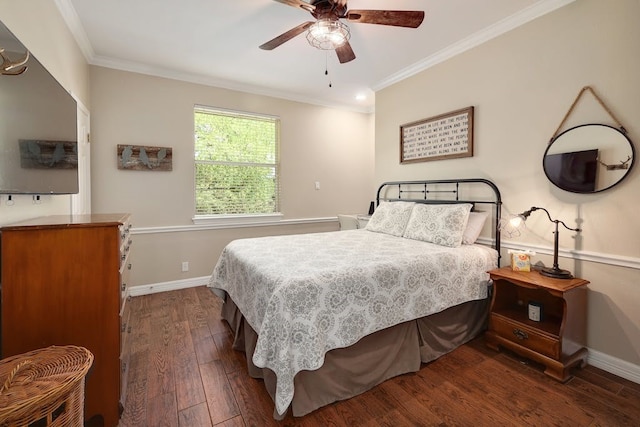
[192,213,284,227]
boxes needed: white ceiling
[57,0,573,112]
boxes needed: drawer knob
[513,328,529,340]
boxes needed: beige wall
[375,0,640,365]
[89,67,374,283]
[0,0,89,106]
[0,0,89,224]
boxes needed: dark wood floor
[118,287,640,426]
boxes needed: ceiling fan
[260,0,425,64]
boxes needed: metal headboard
[375,178,502,264]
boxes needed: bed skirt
[220,296,489,419]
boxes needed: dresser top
[1,213,130,230]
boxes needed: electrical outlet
[181,261,189,272]
[315,181,320,190]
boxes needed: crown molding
[54,0,94,61]
[372,0,577,92]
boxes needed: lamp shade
[500,206,581,279]
[306,19,350,50]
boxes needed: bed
[208,178,502,419]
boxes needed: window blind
[194,107,280,216]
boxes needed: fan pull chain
[325,52,332,88]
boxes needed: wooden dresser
[0,214,133,427]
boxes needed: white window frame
[192,105,282,226]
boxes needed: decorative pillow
[365,201,415,237]
[403,203,472,247]
[462,211,489,245]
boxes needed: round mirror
[543,124,635,193]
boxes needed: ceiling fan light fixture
[306,19,350,50]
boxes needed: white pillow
[365,201,415,236]
[462,211,489,244]
[403,203,472,247]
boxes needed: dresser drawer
[120,260,132,306]
[490,314,560,359]
[119,292,132,408]
[119,220,133,272]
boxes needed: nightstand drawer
[490,314,560,359]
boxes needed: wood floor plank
[618,384,640,403]
[191,325,219,365]
[426,350,533,426]
[493,350,640,426]
[416,361,518,426]
[130,293,153,319]
[173,320,207,410]
[147,392,178,427]
[174,355,207,410]
[185,287,211,329]
[200,359,240,424]
[376,377,444,425]
[213,329,246,375]
[178,402,213,427]
[129,313,150,355]
[146,344,176,400]
[388,371,473,426]
[573,365,624,395]
[120,349,149,427]
[197,287,228,336]
[291,404,349,427]
[174,356,207,411]
[568,376,640,424]
[213,416,245,427]
[459,353,594,426]
[225,369,281,427]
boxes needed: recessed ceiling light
[355,93,367,101]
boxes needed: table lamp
[506,206,581,279]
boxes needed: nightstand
[485,267,589,382]
[337,214,370,230]
[356,214,371,229]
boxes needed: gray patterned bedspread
[208,229,498,416]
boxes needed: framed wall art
[117,144,172,171]
[400,106,474,163]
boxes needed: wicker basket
[0,345,94,427]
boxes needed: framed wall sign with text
[400,106,474,163]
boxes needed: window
[194,106,280,218]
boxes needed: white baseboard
[127,275,211,297]
[129,276,640,386]
[587,348,640,384]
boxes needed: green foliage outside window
[194,108,280,215]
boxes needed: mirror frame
[543,123,635,194]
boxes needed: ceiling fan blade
[272,0,315,13]
[346,10,425,28]
[259,21,315,50]
[335,41,356,64]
